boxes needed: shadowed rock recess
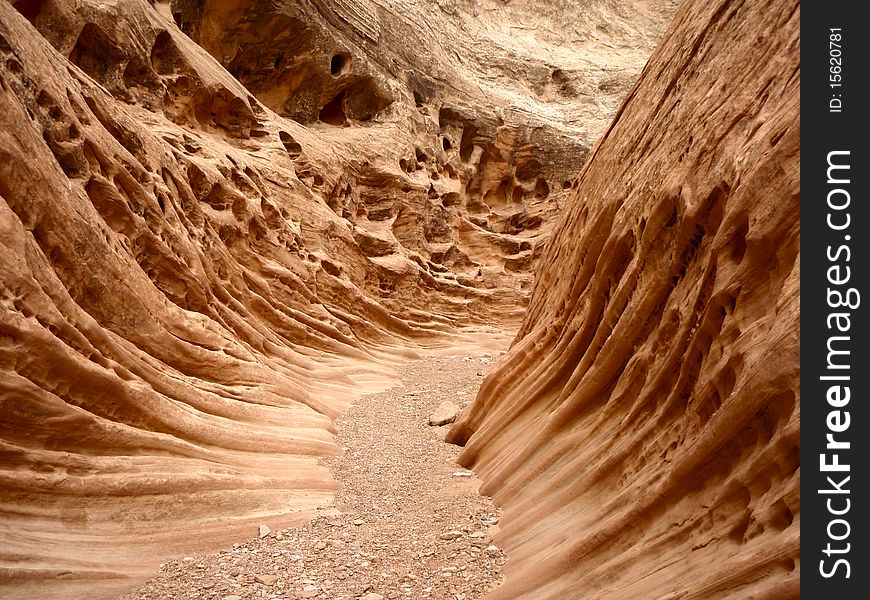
[0,0,797,597]
[449,0,799,598]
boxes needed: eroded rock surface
[450,0,799,598]
[0,0,676,596]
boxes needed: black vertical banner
[802,3,870,597]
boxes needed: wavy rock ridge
[0,0,676,596]
[450,0,800,597]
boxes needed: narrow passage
[127,353,505,600]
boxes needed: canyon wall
[449,0,800,598]
[0,0,675,595]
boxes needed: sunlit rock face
[0,0,676,596]
[449,0,800,598]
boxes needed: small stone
[439,531,463,541]
[327,539,346,548]
[452,472,472,477]
[299,584,319,598]
[202,581,215,589]
[223,596,242,600]
[468,531,486,538]
[428,401,459,426]
[259,524,271,538]
[486,545,500,556]
[361,594,384,600]
[255,574,278,586]
[353,519,365,526]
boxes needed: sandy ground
[123,352,506,600]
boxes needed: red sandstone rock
[0,0,675,595]
[449,0,800,598]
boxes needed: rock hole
[13,0,47,25]
[69,23,128,85]
[441,192,461,207]
[459,124,478,162]
[5,57,22,74]
[322,259,341,277]
[442,137,452,151]
[36,90,54,107]
[150,31,178,76]
[279,131,302,158]
[718,363,737,401]
[319,90,347,126]
[534,177,550,199]
[730,214,749,263]
[274,54,283,69]
[728,510,751,543]
[330,53,348,76]
[768,499,794,531]
[562,179,572,189]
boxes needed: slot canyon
[0,0,798,599]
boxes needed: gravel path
[125,353,505,600]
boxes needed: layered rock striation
[450,0,800,597]
[1,0,676,595]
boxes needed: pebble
[259,524,272,538]
[439,531,463,541]
[255,574,278,585]
[428,401,459,427]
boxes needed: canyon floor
[123,352,505,600]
